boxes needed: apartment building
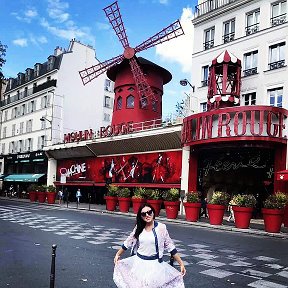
[0,39,114,191]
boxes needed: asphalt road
[0,199,288,288]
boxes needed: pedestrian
[76,188,82,205]
[58,190,63,205]
[228,199,235,222]
[199,197,208,218]
[113,203,186,288]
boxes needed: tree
[0,41,7,79]
[175,100,185,117]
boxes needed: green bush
[162,188,179,202]
[117,188,131,198]
[132,187,146,199]
[186,191,201,203]
[210,191,230,206]
[231,194,257,208]
[46,185,56,192]
[107,185,118,197]
[27,184,39,192]
[146,189,162,200]
[263,192,288,209]
[38,185,46,192]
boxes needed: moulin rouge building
[44,0,288,224]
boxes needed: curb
[1,197,288,239]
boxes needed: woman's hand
[114,253,121,265]
[180,264,186,276]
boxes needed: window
[47,76,51,81]
[41,95,50,108]
[47,56,55,71]
[17,73,24,85]
[271,1,287,26]
[104,96,111,108]
[223,19,235,43]
[243,92,256,105]
[21,104,26,115]
[200,102,207,112]
[18,140,23,153]
[269,87,283,107]
[104,79,111,91]
[12,124,16,136]
[140,95,148,109]
[104,113,110,122]
[1,143,5,154]
[243,51,258,76]
[26,138,33,151]
[9,142,15,153]
[29,100,36,113]
[2,127,7,138]
[116,96,122,110]
[38,136,45,150]
[26,120,33,133]
[41,118,46,129]
[126,95,135,108]
[269,42,285,70]
[202,65,209,86]
[34,64,41,77]
[4,111,8,121]
[246,9,260,35]
[19,122,24,134]
[204,27,215,50]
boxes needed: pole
[50,244,57,288]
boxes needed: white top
[137,229,157,256]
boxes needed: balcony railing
[271,14,286,27]
[195,0,237,18]
[269,60,285,70]
[223,32,235,44]
[245,23,259,35]
[243,67,258,77]
[204,40,214,50]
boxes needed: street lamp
[40,116,52,124]
[180,79,195,92]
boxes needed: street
[0,199,288,288]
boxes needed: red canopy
[276,170,288,181]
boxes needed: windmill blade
[79,54,124,85]
[129,57,158,106]
[134,20,184,53]
[103,1,129,49]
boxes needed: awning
[276,170,288,181]
[0,175,5,180]
[4,174,46,182]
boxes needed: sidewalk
[1,196,288,239]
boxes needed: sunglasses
[141,209,153,217]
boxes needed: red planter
[118,197,131,213]
[207,204,226,225]
[37,192,46,203]
[262,208,284,233]
[46,192,57,204]
[132,198,146,214]
[283,205,288,228]
[164,201,180,219]
[146,199,162,217]
[28,191,37,202]
[183,202,201,222]
[104,196,118,211]
[233,206,254,229]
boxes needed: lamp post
[40,116,52,144]
[180,79,195,92]
[180,79,197,115]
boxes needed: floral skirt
[113,255,185,288]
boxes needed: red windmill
[79,1,184,128]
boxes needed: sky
[0,0,197,117]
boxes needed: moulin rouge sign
[182,106,288,145]
[64,129,94,143]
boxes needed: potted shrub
[183,191,201,222]
[231,194,256,229]
[117,187,131,213]
[262,192,288,233]
[46,185,57,204]
[104,185,118,211]
[207,191,230,225]
[37,185,47,203]
[162,188,180,219]
[132,187,146,214]
[146,189,162,217]
[27,184,38,202]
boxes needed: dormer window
[126,95,134,108]
[9,78,13,89]
[25,68,33,82]
[17,73,24,85]
[34,63,41,77]
[47,56,56,71]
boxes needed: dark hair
[134,203,156,239]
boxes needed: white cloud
[29,35,48,46]
[155,7,194,73]
[12,38,28,47]
[96,22,111,31]
[25,8,38,18]
[47,0,70,23]
[159,0,169,4]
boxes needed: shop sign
[182,106,288,145]
[64,129,94,143]
[100,121,133,138]
[59,162,86,178]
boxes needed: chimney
[54,46,62,56]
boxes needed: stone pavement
[1,196,287,239]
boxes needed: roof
[212,50,241,66]
[106,56,172,84]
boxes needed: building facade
[0,39,114,193]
